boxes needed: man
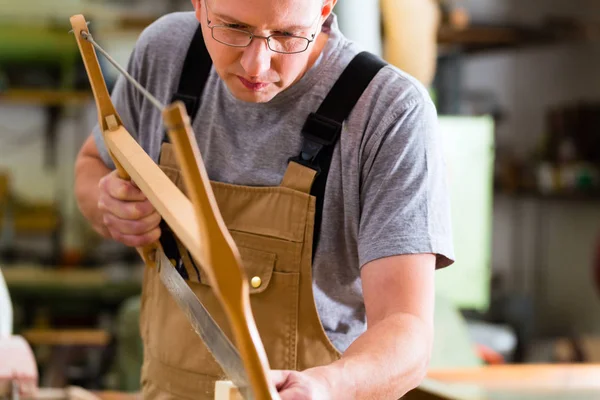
[74,0,455,398]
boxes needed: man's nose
[240,37,272,77]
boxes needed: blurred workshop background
[1,0,600,395]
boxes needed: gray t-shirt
[93,11,455,352]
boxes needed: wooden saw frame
[69,14,278,400]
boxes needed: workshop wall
[0,0,143,255]
[334,0,382,56]
[0,107,58,202]
[459,0,600,337]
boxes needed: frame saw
[68,13,467,400]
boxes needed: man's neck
[306,31,329,71]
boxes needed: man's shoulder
[374,62,435,112]
[344,52,436,126]
[134,12,199,61]
[324,39,433,111]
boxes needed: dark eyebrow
[211,11,311,31]
[211,12,249,26]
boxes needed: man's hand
[270,369,332,400]
[97,170,161,247]
[0,336,38,398]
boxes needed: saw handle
[112,148,159,267]
[105,118,159,267]
[69,14,157,267]
[163,102,279,400]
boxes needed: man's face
[193,0,329,103]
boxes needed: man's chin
[233,91,276,103]
[226,78,280,103]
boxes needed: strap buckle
[288,113,342,173]
[302,112,342,146]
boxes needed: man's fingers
[110,226,161,248]
[98,195,156,220]
[98,171,161,248]
[103,211,161,235]
[99,171,146,201]
[269,370,292,389]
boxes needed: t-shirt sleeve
[91,46,143,169]
[358,94,455,270]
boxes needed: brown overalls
[139,142,341,399]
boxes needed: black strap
[163,24,212,142]
[159,24,211,270]
[290,51,387,258]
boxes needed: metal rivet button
[251,276,262,288]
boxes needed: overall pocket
[145,244,300,375]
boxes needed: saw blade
[157,249,253,399]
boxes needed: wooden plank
[31,389,140,400]
[22,329,109,347]
[2,267,107,286]
[428,364,600,389]
[214,381,244,400]
[0,90,91,106]
[94,392,140,400]
[405,379,481,400]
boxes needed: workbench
[3,266,142,388]
[39,364,597,399]
[3,266,141,329]
[416,364,600,399]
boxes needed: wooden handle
[70,14,157,266]
[69,15,121,133]
[66,386,103,400]
[162,102,279,400]
[215,381,244,400]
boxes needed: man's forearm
[308,313,432,400]
[74,154,111,238]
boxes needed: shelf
[438,18,600,54]
[438,24,554,53]
[495,189,600,202]
[0,89,91,106]
[22,328,110,346]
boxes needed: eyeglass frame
[203,0,323,54]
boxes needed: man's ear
[321,0,338,19]
[191,0,202,22]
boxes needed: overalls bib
[140,144,340,399]
[136,24,386,399]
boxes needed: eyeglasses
[204,0,321,54]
